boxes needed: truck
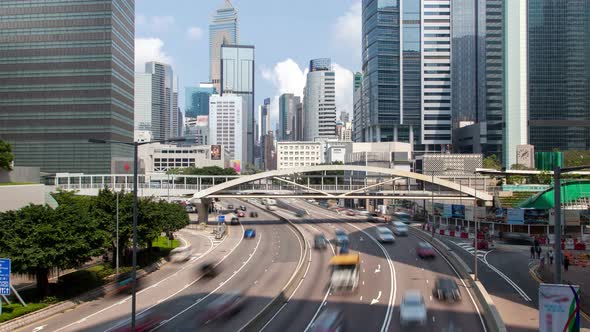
[329,253,360,292]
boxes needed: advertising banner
[443,204,453,218]
[451,205,465,219]
[210,144,222,160]
[507,208,525,225]
[549,209,582,226]
[433,203,444,216]
[524,209,549,225]
[465,205,474,221]
[232,160,241,173]
[539,283,581,332]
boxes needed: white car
[392,221,408,236]
[376,226,395,243]
[400,290,427,326]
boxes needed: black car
[250,211,258,218]
[240,205,247,211]
[433,278,461,302]
[200,262,218,278]
[227,204,234,210]
[230,217,240,225]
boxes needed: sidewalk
[536,261,590,320]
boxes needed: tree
[0,140,15,171]
[168,166,238,184]
[482,154,501,170]
[0,203,108,296]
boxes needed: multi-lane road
[18,198,488,332]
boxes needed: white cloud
[136,15,176,33]
[333,63,354,118]
[186,26,204,40]
[332,1,362,62]
[134,38,173,71]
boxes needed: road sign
[0,258,10,296]
[217,215,225,223]
[539,283,580,332]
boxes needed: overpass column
[196,198,211,225]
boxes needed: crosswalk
[453,241,489,258]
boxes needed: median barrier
[409,226,507,332]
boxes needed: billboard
[507,208,525,225]
[549,209,582,226]
[539,283,580,332]
[451,205,465,219]
[232,160,241,173]
[433,203,444,216]
[465,205,474,221]
[443,204,453,218]
[210,145,221,160]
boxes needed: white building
[277,141,323,170]
[138,143,229,174]
[303,58,337,141]
[185,116,209,145]
[209,94,245,171]
[134,73,152,142]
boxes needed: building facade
[279,93,301,141]
[303,58,337,141]
[138,143,228,174]
[209,0,238,92]
[185,83,216,118]
[276,141,323,170]
[184,116,209,145]
[528,0,590,152]
[220,44,254,165]
[144,62,179,141]
[263,131,276,171]
[0,0,135,174]
[209,94,244,172]
[135,73,152,142]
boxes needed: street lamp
[89,137,185,331]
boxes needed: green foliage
[152,236,180,250]
[564,150,590,167]
[0,303,51,323]
[0,140,14,171]
[167,166,237,176]
[57,269,103,298]
[482,154,501,170]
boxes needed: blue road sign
[218,215,225,223]
[0,258,10,296]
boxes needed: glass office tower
[185,84,216,118]
[0,0,134,173]
[528,0,590,151]
[210,0,238,93]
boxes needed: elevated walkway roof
[518,181,590,209]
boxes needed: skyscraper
[353,72,362,92]
[135,73,153,142]
[279,93,300,141]
[220,44,255,164]
[210,0,238,92]
[0,0,134,173]
[209,94,244,171]
[503,0,529,168]
[185,83,216,118]
[303,58,337,141]
[144,62,178,141]
[528,0,590,152]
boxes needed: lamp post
[89,137,185,331]
[116,191,119,277]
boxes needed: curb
[410,227,507,332]
[0,258,167,332]
[238,199,310,332]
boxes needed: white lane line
[54,229,218,332]
[371,291,382,305]
[375,264,381,274]
[152,234,263,331]
[451,241,532,302]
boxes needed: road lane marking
[360,296,363,301]
[375,264,381,273]
[371,291,382,305]
[32,325,46,332]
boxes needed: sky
[135,0,362,128]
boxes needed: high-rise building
[340,112,350,123]
[358,0,451,153]
[185,83,216,118]
[209,0,238,92]
[209,94,244,171]
[263,131,276,171]
[303,58,337,141]
[503,0,529,168]
[279,93,300,141]
[295,102,304,141]
[0,0,134,174]
[185,116,209,145]
[353,72,362,92]
[144,62,178,141]
[220,44,255,164]
[528,0,590,152]
[135,73,153,142]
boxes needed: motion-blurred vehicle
[295,211,305,217]
[200,262,219,278]
[309,308,345,332]
[244,228,256,238]
[334,229,349,246]
[417,242,435,259]
[267,204,277,211]
[392,221,408,236]
[115,274,143,294]
[249,211,258,218]
[357,210,369,216]
[112,312,162,332]
[329,253,360,292]
[433,277,462,302]
[473,238,489,250]
[346,210,356,216]
[239,205,247,211]
[227,204,234,210]
[314,234,328,250]
[376,226,395,243]
[185,205,195,213]
[170,245,192,263]
[199,291,244,324]
[394,211,412,224]
[230,217,240,225]
[400,290,427,326]
[237,211,245,217]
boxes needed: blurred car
[314,234,328,250]
[112,312,162,332]
[334,229,349,246]
[185,205,195,213]
[392,221,408,236]
[239,205,247,211]
[237,211,246,217]
[433,277,462,302]
[230,217,240,225]
[295,211,305,217]
[249,211,258,218]
[199,291,244,324]
[244,228,256,238]
[309,308,345,332]
[200,262,219,278]
[376,226,395,243]
[114,274,142,294]
[346,210,356,216]
[400,290,427,326]
[227,204,234,210]
[417,242,435,259]
[170,245,192,263]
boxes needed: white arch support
[191,165,493,201]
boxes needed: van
[392,221,408,236]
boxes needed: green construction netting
[518,181,590,209]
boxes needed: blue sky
[135,0,361,126]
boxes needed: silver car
[376,226,395,243]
